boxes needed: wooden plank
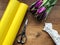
[0,0,60,45]
[0,0,8,19]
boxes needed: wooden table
[0,0,60,45]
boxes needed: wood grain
[0,0,60,45]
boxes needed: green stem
[44,0,57,20]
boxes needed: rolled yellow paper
[0,0,20,45]
[2,3,28,45]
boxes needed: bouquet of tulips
[30,0,57,21]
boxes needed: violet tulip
[35,0,43,8]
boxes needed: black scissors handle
[17,33,27,44]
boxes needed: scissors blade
[25,19,28,26]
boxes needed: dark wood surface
[0,0,60,45]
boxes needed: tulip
[30,0,43,14]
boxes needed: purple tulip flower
[36,7,46,20]
[37,6,46,14]
[35,0,43,8]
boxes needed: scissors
[17,19,28,45]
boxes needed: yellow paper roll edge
[0,1,20,45]
[2,3,28,45]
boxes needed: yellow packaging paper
[2,3,28,45]
[0,0,20,45]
